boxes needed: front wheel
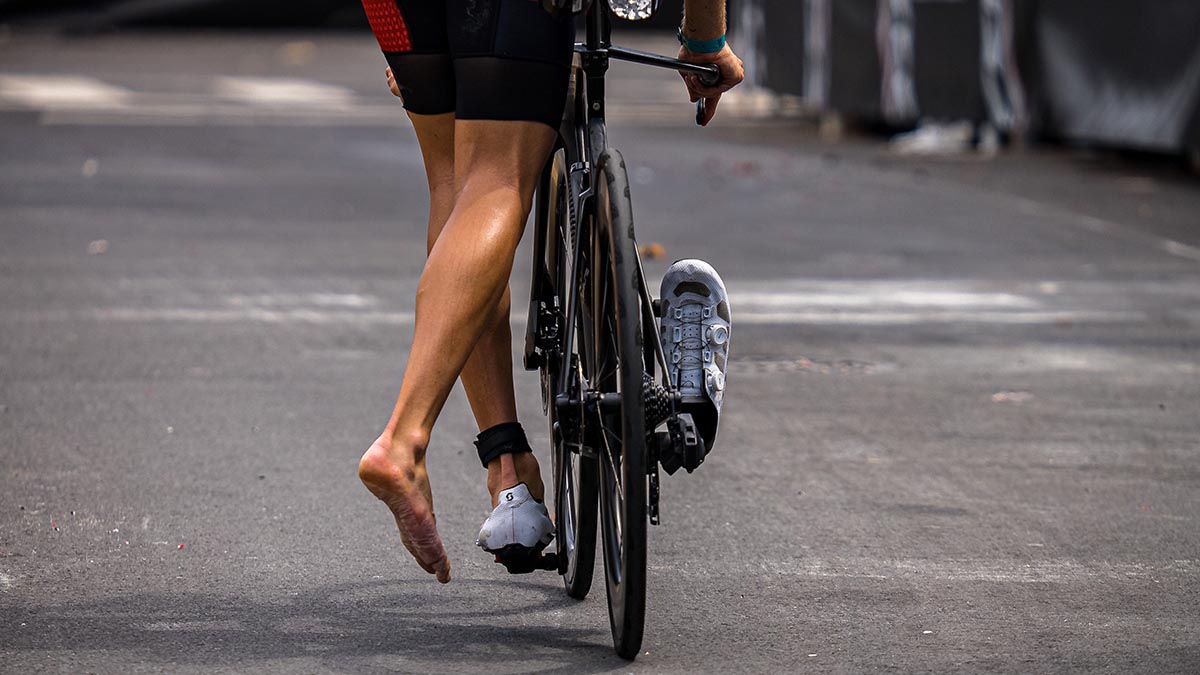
[592,148,649,660]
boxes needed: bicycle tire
[540,148,599,600]
[592,147,648,660]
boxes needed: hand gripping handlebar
[605,45,721,126]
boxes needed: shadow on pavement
[4,577,626,673]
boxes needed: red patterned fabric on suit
[361,0,412,52]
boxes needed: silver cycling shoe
[659,258,730,450]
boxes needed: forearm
[682,0,726,41]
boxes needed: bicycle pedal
[490,544,560,575]
[658,412,708,475]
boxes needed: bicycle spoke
[597,283,616,382]
[598,421,625,505]
[597,418,625,560]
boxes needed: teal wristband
[677,26,726,54]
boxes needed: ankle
[383,428,430,463]
[360,431,428,484]
[511,452,542,483]
[487,454,520,496]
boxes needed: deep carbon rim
[545,149,597,600]
[593,149,648,660]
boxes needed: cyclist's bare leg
[409,116,546,508]
[358,112,455,583]
[358,118,555,581]
[456,285,546,508]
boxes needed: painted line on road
[727,309,1148,325]
[652,558,1199,583]
[36,105,406,127]
[1015,199,1200,266]
[224,293,378,308]
[734,289,1038,309]
[1160,239,1200,263]
[0,73,787,128]
[214,77,356,108]
[88,307,415,324]
[5,280,1181,326]
[31,105,742,128]
[7,307,1149,326]
[0,74,132,108]
[1072,214,1200,264]
[142,620,243,632]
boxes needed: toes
[358,444,449,582]
[402,539,437,574]
[399,520,449,580]
[432,556,451,584]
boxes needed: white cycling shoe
[659,258,730,451]
[476,483,556,573]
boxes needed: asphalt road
[2,30,1200,674]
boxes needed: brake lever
[694,67,719,127]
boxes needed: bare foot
[358,437,451,583]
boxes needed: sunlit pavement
[2,30,1200,674]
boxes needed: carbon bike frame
[550,7,720,399]
[523,6,720,527]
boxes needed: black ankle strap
[474,422,532,469]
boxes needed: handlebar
[603,46,721,125]
[695,68,720,88]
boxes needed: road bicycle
[520,0,722,660]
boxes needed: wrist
[677,26,726,54]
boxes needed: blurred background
[2,2,1199,673]
[732,0,1200,166]
[4,0,1200,166]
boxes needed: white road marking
[0,281,1193,325]
[0,572,13,591]
[7,306,1149,326]
[33,103,733,127]
[0,73,401,126]
[1016,198,1200,266]
[652,558,1200,583]
[722,279,1174,324]
[82,307,415,325]
[143,620,243,631]
[3,279,1185,325]
[214,76,356,109]
[38,106,403,127]
[729,309,1147,325]
[0,75,131,109]
[961,345,1199,374]
[223,293,377,308]
[1160,239,1200,263]
[734,290,1038,309]
[0,73,782,127]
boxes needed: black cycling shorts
[360,0,576,129]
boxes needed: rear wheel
[592,148,649,660]
[542,148,598,600]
